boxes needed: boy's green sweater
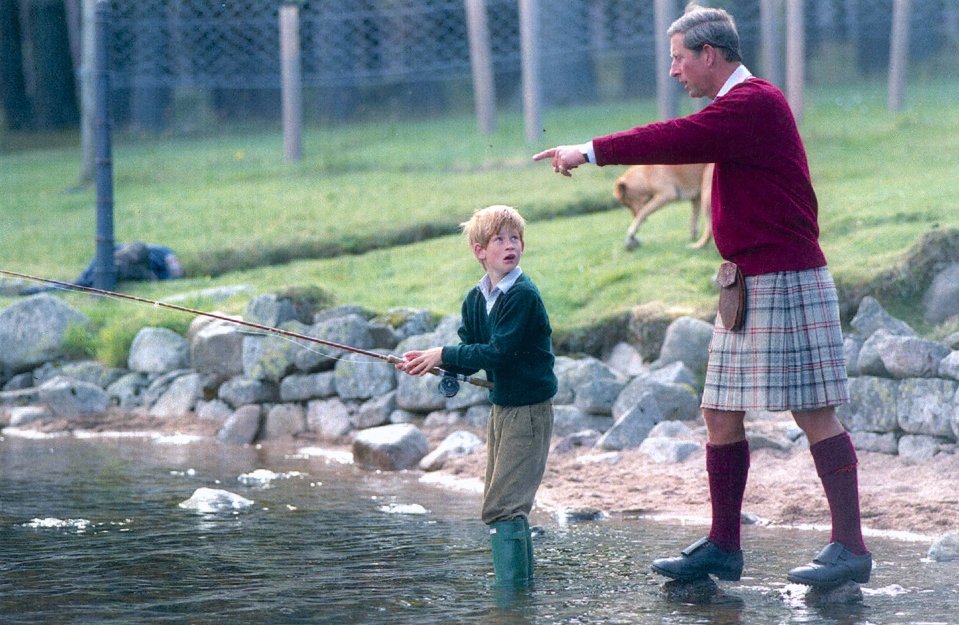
[441,273,557,406]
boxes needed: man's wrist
[578,141,595,164]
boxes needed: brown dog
[614,163,714,250]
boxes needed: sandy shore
[418,412,959,542]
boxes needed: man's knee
[703,409,746,444]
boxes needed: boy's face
[474,226,523,283]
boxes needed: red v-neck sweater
[592,77,827,276]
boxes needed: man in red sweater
[533,4,871,589]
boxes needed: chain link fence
[104,0,959,129]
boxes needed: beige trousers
[481,400,554,524]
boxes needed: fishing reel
[438,374,461,398]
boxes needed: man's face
[669,33,710,99]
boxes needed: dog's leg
[624,192,675,250]
[690,218,712,249]
[689,197,701,242]
[689,163,714,250]
[689,199,712,249]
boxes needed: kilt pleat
[702,266,849,412]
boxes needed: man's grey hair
[667,3,743,63]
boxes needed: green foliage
[61,322,97,360]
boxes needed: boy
[396,204,557,586]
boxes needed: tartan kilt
[702,266,849,412]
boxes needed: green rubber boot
[522,517,535,581]
[489,518,532,586]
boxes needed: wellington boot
[489,518,532,586]
[521,517,535,581]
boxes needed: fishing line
[0,268,492,396]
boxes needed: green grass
[2,80,958,360]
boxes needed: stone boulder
[656,315,713,374]
[928,531,959,563]
[352,423,429,471]
[307,397,353,438]
[552,405,613,437]
[418,430,483,471]
[878,336,951,379]
[150,372,203,417]
[597,392,662,450]
[279,371,337,402]
[849,296,916,338]
[923,263,959,324]
[216,405,262,445]
[38,375,109,418]
[218,376,278,408]
[294,313,376,372]
[128,327,190,374]
[261,403,307,440]
[241,320,310,382]
[836,376,899,433]
[897,378,957,439]
[334,351,397,400]
[0,294,90,373]
[190,316,245,377]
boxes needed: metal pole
[94,0,116,291]
[280,2,303,161]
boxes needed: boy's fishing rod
[0,268,492,396]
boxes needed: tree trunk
[0,0,32,129]
[27,0,79,129]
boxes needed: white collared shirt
[715,64,752,98]
[479,266,523,314]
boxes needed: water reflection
[1,435,957,625]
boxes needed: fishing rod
[0,268,492,397]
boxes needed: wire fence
[102,0,959,128]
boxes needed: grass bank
[1,80,957,362]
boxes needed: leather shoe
[650,537,744,581]
[787,542,872,587]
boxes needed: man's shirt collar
[716,64,753,98]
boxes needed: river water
[1,433,956,625]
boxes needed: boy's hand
[395,347,443,376]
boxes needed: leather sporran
[716,261,745,331]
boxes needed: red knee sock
[810,432,869,556]
[706,440,750,553]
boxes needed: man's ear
[702,44,717,66]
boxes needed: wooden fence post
[465,0,496,135]
[785,0,804,123]
[519,0,542,144]
[759,0,783,86]
[655,0,678,120]
[280,1,303,162]
[888,0,911,112]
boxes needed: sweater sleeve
[592,81,777,167]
